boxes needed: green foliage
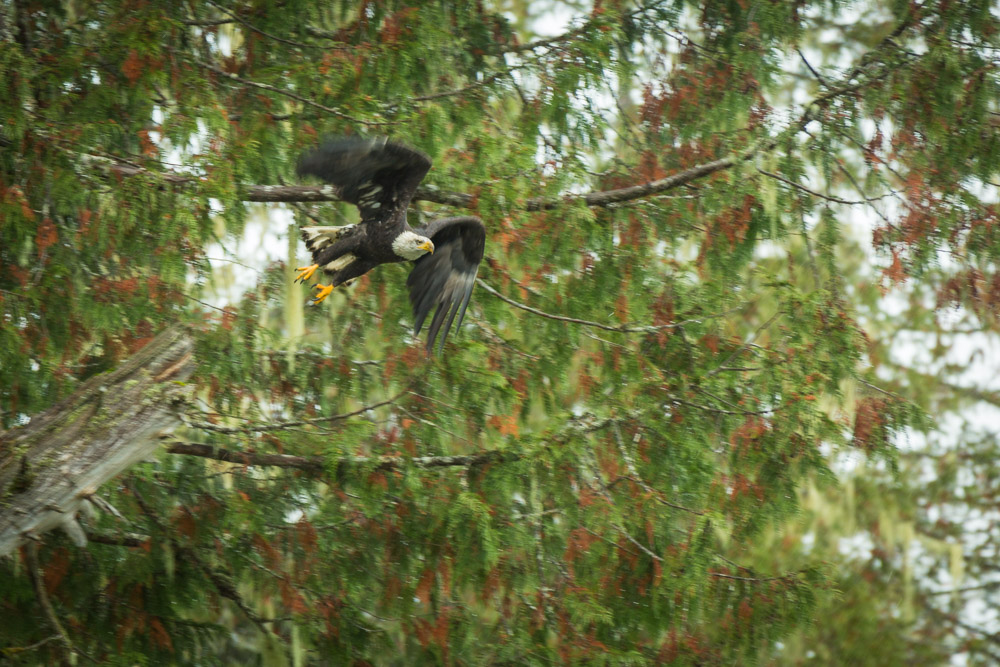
[2,0,999,664]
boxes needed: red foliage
[482,565,501,601]
[731,416,769,454]
[596,439,621,480]
[138,129,158,157]
[564,527,599,568]
[380,7,418,44]
[35,217,57,255]
[122,49,145,83]
[7,264,29,287]
[149,617,174,652]
[619,212,645,248]
[718,194,756,246]
[701,333,720,355]
[415,567,435,604]
[738,598,753,622]
[852,397,888,451]
[317,595,343,636]
[729,473,765,503]
[295,519,317,556]
[614,290,629,322]
[637,150,667,182]
[439,556,453,598]
[488,414,519,437]
[174,511,197,539]
[253,532,283,569]
[280,578,309,615]
[42,547,70,593]
[220,307,237,330]
[368,470,389,489]
[938,268,1000,317]
[77,208,94,240]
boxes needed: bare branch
[181,17,236,27]
[527,157,737,210]
[246,157,736,209]
[797,48,830,87]
[86,531,150,548]
[185,392,406,434]
[167,442,515,472]
[170,414,620,474]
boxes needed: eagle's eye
[418,239,435,254]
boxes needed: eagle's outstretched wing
[407,217,486,353]
[296,137,431,224]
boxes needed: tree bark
[0,325,194,557]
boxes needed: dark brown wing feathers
[407,217,486,353]
[296,137,431,223]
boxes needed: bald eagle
[294,137,485,353]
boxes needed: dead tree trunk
[0,325,194,557]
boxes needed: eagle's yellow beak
[419,240,435,254]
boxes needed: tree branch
[86,531,150,548]
[476,279,741,333]
[185,392,406,434]
[242,157,736,210]
[757,168,893,205]
[166,442,515,472]
[170,413,621,473]
[26,541,93,663]
[0,326,195,557]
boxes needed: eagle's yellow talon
[309,283,334,306]
[295,264,319,283]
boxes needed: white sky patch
[202,206,292,307]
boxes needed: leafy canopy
[2,0,999,664]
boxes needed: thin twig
[168,442,515,471]
[185,392,405,434]
[204,0,320,49]
[178,52,396,127]
[797,48,830,87]
[611,424,705,516]
[26,541,93,663]
[477,280,739,333]
[412,69,513,102]
[128,483,286,644]
[2,635,62,658]
[672,398,774,417]
[757,168,891,205]
[707,311,781,377]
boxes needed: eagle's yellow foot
[308,283,335,306]
[294,264,319,283]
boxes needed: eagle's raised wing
[296,137,431,224]
[407,217,486,353]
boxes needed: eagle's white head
[392,230,435,260]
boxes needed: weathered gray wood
[0,325,194,556]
